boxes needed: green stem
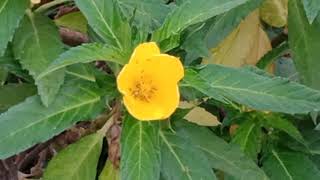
[35,0,72,13]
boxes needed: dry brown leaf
[203,10,272,69]
[184,107,221,127]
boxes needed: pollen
[129,71,158,102]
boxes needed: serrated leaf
[74,0,131,51]
[0,0,29,55]
[204,11,272,68]
[184,106,220,126]
[43,133,103,180]
[118,0,172,32]
[54,11,87,33]
[183,64,320,114]
[120,115,161,180]
[288,0,320,90]
[159,130,217,180]
[232,119,262,160]
[66,64,95,82]
[38,43,124,79]
[263,115,305,144]
[260,0,288,27]
[262,149,320,180]
[0,78,104,159]
[0,84,36,113]
[152,0,250,42]
[174,120,268,180]
[13,12,65,106]
[99,160,120,180]
[302,0,320,24]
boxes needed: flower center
[129,71,158,102]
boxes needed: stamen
[129,73,157,102]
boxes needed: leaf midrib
[159,131,193,180]
[271,150,294,180]
[0,96,100,143]
[0,0,9,15]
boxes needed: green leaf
[0,45,32,81]
[263,115,305,144]
[43,133,103,180]
[66,64,96,82]
[0,84,36,113]
[257,42,289,70]
[0,0,29,55]
[288,0,320,90]
[118,0,172,32]
[159,130,217,180]
[120,115,161,180]
[38,43,124,79]
[74,0,131,51]
[13,12,65,106]
[0,78,104,159]
[99,160,120,180]
[54,11,88,33]
[152,0,249,42]
[262,149,320,180]
[231,119,262,160]
[302,0,320,24]
[0,67,7,85]
[174,120,268,180]
[183,64,320,114]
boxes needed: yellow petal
[123,85,180,121]
[129,42,160,64]
[143,54,184,83]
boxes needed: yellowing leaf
[99,160,119,180]
[184,107,220,127]
[203,11,272,68]
[260,0,288,27]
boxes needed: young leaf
[38,43,124,79]
[288,0,320,90]
[262,149,320,180]
[43,133,103,180]
[302,0,320,24]
[263,115,305,144]
[0,84,36,113]
[0,78,105,159]
[99,160,120,180]
[183,64,320,114]
[120,115,161,180]
[13,12,65,106]
[174,120,268,180]
[159,130,217,180]
[74,0,131,51]
[231,119,262,160]
[118,0,172,32]
[152,0,249,42]
[0,0,29,56]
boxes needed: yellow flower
[117,42,184,121]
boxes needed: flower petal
[129,42,160,64]
[123,85,180,121]
[143,54,184,83]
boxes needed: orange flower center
[129,71,158,102]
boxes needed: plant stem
[35,0,72,13]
